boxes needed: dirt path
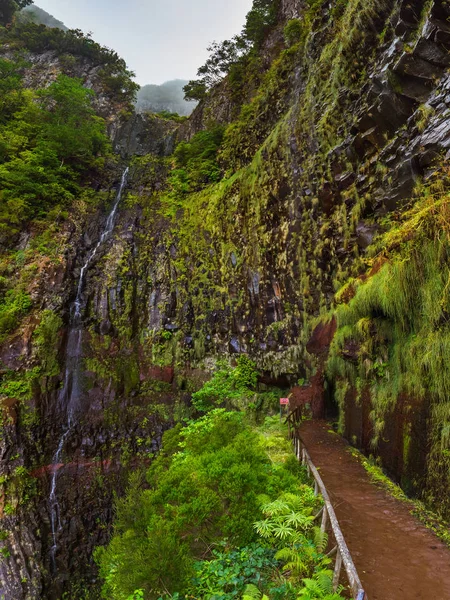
[299,421,450,600]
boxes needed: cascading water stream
[48,167,129,570]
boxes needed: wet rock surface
[113,113,178,158]
[2,0,450,597]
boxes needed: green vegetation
[189,544,277,599]
[152,0,395,372]
[0,464,36,514]
[0,66,109,234]
[0,29,124,352]
[191,356,258,411]
[170,125,225,193]
[0,288,32,338]
[96,411,344,600]
[327,187,450,517]
[33,309,63,376]
[220,40,301,170]
[283,19,303,47]
[183,0,280,100]
[2,21,138,105]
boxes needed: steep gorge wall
[0,35,183,599]
[113,0,450,511]
[66,0,450,516]
[1,0,450,597]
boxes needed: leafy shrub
[0,289,32,337]
[284,19,303,46]
[170,125,225,193]
[188,543,277,599]
[0,366,40,403]
[0,68,110,233]
[95,410,303,598]
[191,356,258,412]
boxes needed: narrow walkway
[299,421,450,600]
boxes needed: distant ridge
[135,79,197,117]
[19,5,67,30]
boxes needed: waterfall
[48,168,129,570]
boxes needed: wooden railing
[285,409,368,600]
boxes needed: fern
[285,511,315,529]
[260,498,291,516]
[275,547,309,578]
[313,569,334,594]
[254,519,273,537]
[313,527,328,553]
[242,583,269,600]
[298,569,345,599]
[273,522,296,539]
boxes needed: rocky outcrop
[113,113,178,158]
[0,47,124,126]
[2,0,450,597]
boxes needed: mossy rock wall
[2,0,450,596]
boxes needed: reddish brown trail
[299,420,450,600]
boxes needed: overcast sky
[34,0,253,85]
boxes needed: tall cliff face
[0,22,181,600]
[1,0,450,597]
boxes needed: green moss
[348,446,450,548]
[327,190,450,516]
[34,309,63,377]
[0,465,37,514]
[0,289,32,340]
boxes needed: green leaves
[189,544,277,600]
[254,497,315,543]
[96,411,303,598]
[297,569,344,599]
[251,490,336,596]
[36,75,108,165]
[0,288,32,337]
[191,357,258,412]
[0,67,110,233]
[170,126,225,194]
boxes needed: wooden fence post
[321,506,328,533]
[292,432,368,600]
[333,549,343,591]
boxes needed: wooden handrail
[291,432,368,600]
[285,405,303,425]
[285,405,303,438]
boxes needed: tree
[0,58,26,123]
[183,79,207,102]
[197,38,246,87]
[36,75,108,166]
[0,0,33,26]
[183,0,279,100]
[0,67,111,233]
[244,0,279,47]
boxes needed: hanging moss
[327,190,450,516]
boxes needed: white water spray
[48,168,129,570]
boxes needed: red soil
[299,420,450,600]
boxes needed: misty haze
[1,1,450,600]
